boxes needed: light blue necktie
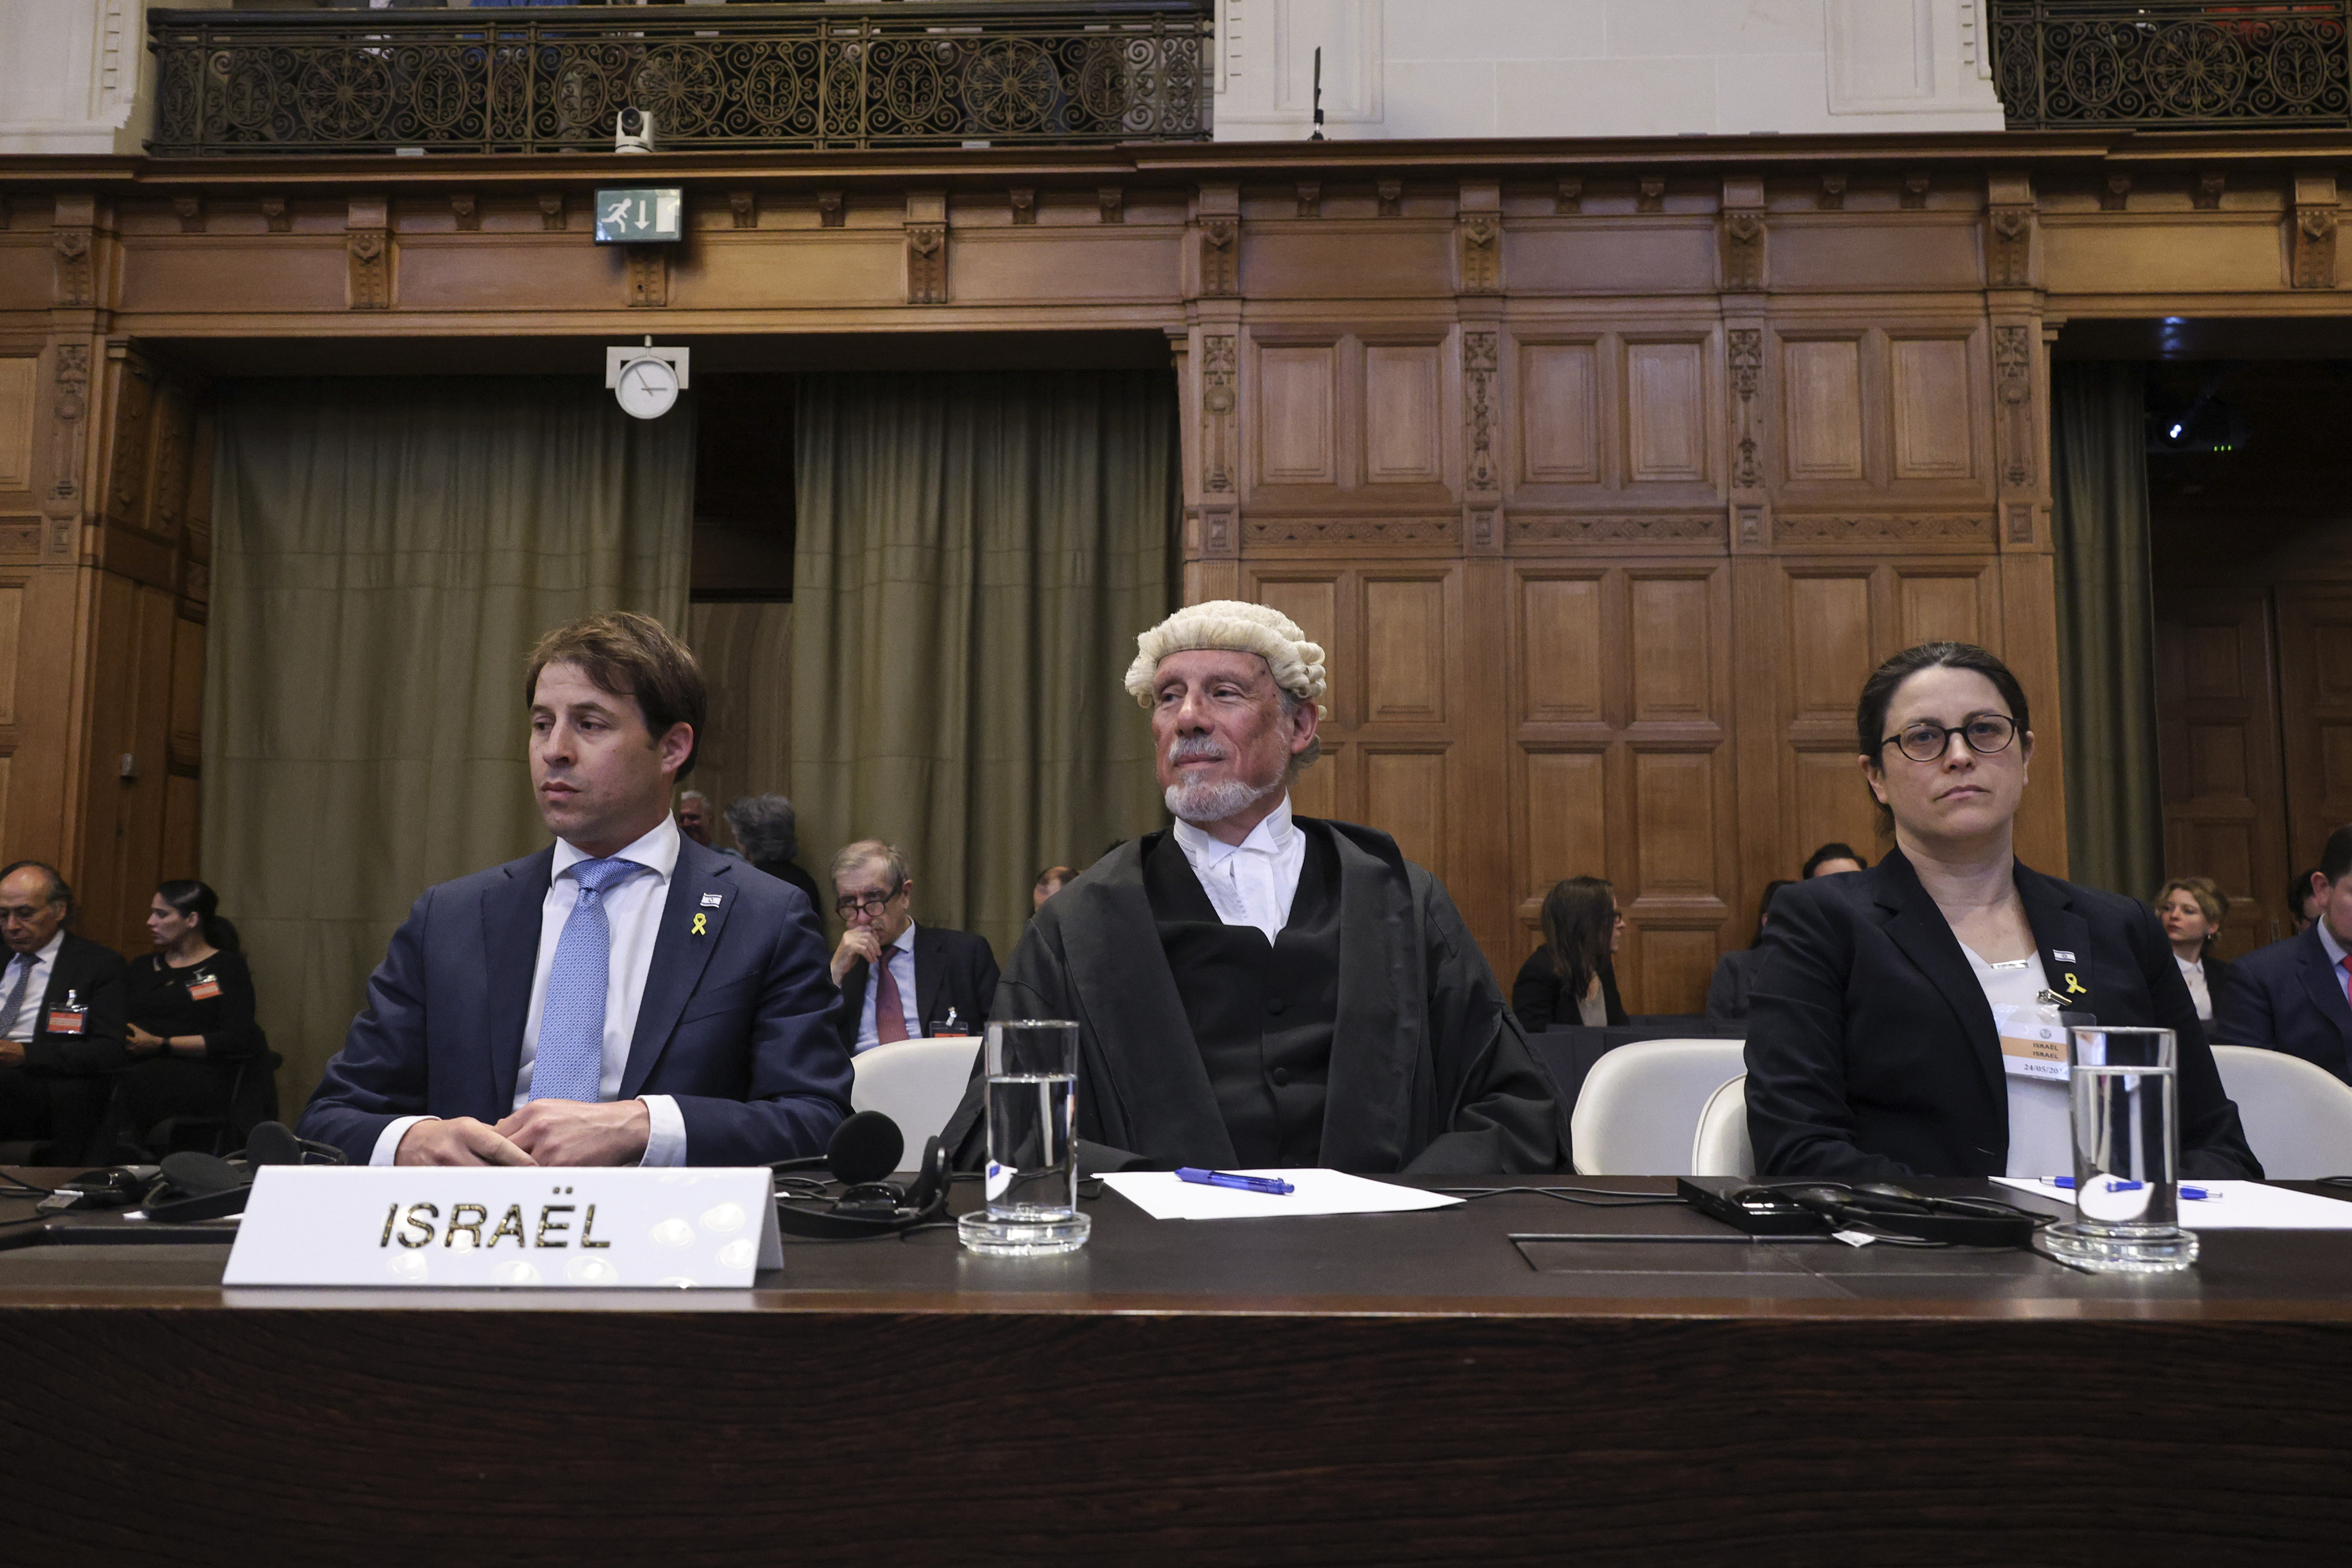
[530,857,646,1103]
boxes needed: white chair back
[850,1037,982,1163]
[2212,1045,2352,1180]
[1570,1038,1749,1176]
[1690,1074,1755,1178]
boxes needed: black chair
[142,1050,284,1160]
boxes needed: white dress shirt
[370,816,689,1167]
[2175,953,2213,1021]
[854,919,924,1053]
[1960,943,2072,1179]
[1,930,65,1044]
[1172,792,1305,944]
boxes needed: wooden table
[4,1169,2350,1566]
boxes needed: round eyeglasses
[1880,713,2017,764]
[834,886,904,919]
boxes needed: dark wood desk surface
[5,1170,2351,1564]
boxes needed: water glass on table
[957,1019,1091,1256]
[2045,1024,2198,1273]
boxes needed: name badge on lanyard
[1993,1000,2070,1082]
[45,988,87,1036]
[189,973,222,1002]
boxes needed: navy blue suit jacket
[301,837,851,1166]
[2214,925,2352,1085]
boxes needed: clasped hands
[395,1097,650,1167]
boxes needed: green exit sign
[594,188,683,244]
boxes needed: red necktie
[874,945,910,1044]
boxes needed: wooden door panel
[1256,345,1336,486]
[2156,591,2287,958]
[1888,336,1975,481]
[1787,572,1873,722]
[1519,573,1605,724]
[1632,750,1717,896]
[1522,750,1608,906]
[1363,576,1446,721]
[1630,576,1714,724]
[0,357,34,493]
[1364,748,1448,881]
[1363,345,1442,485]
[1633,927,1721,1017]
[1783,338,1865,481]
[2277,588,2352,891]
[1518,341,1599,485]
[1624,341,1707,485]
[1895,568,1989,649]
[0,582,20,728]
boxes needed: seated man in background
[673,790,741,860]
[0,862,127,1163]
[303,611,851,1166]
[1032,865,1075,915]
[2289,867,2323,936]
[1802,842,1867,879]
[947,601,1564,1174]
[2215,826,2352,1083]
[829,841,997,1047]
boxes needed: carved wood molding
[1198,505,1237,559]
[347,197,389,309]
[1509,513,1725,546]
[53,195,96,308]
[1775,513,1995,543]
[1721,209,1765,290]
[1378,179,1402,218]
[450,193,479,232]
[1728,327,1764,491]
[1818,173,1846,211]
[172,197,205,235]
[1463,329,1499,495]
[537,192,567,232]
[2195,172,2226,211]
[105,352,155,530]
[2292,175,2338,289]
[1295,181,1320,220]
[906,189,948,305]
[1099,187,1124,225]
[1010,187,1036,226]
[817,190,844,229]
[1994,324,2034,490]
[1243,516,1459,547]
[728,191,756,229]
[46,343,90,515]
[1198,217,1239,297]
[1457,214,1501,294]
[1555,176,1582,215]
[626,245,669,307]
[1201,333,1237,497]
[1637,176,1664,214]
[1986,205,2034,287]
[261,197,291,233]
[2006,502,2037,546]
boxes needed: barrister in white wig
[944,602,1566,1174]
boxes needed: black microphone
[245,1120,304,1167]
[771,1110,904,1184]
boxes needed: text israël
[379,1200,610,1250]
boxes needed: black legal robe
[944,815,1568,1174]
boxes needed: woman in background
[2156,875,2231,1022]
[111,880,264,1154]
[1707,878,1794,1022]
[1512,876,1628,1032]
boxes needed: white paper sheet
[1099,1168,1465,1221]
[1993,1178,2352,1230]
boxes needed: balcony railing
[1994,2,2352,129]
[146,1,1211,155]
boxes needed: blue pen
[2045,1177,2216,1201]
[1176,1167,1295,1196]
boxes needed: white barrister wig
[1123,600,1328,717]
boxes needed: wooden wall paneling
[1358,565,1461,883]
[2276,585,2352,881]
[1887,334,1977,482]
[1517,336,1601,487]
[0,357,35,493]
[2155,591,2285,955]
[1622,335,1710,488]
[1996,552,2069,878]
[1510,563,1616,951]
[1362,341,1444,486]
[1247,568,1348,822]
[1251,333,1341,490]
[1781,334,1866,483]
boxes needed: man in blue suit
[302,612,850,1166]
[2214,824,2352,1085]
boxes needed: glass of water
[956,1019,1090,1256]
[2045,1025,2199,1273]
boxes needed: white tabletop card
[222,1166,782,1287]
[1100,1168,1465,1221]
[1993,1178,2352,1231]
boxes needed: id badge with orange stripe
[1993,1004,2069,1083]
[188,974,222,1002]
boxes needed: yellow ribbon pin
[2062,972,2087,997]
[691,913,708,936]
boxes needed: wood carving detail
[537,193,566,232]
[2293,206,2338,289]
[1458,215,1501,294]
[1099,187,1124,225]
[818,191,844,229]
[1736,504,1764,546]
[1198,218,1239,297]
[1201,334,1237,495]
[1010,188,1036,225]
[1819,174,1846,211]
[47,343,89,510]
[1470,509,1497,549]
[2195,172,2225,211]
[1994,325,2034,488]
[451,194,479,232]
[348,230,389,309]
[1775,514,1995,543]
[1199,506,1236,558]
[1637,177,1664,214]
[1555,177,1582,215]
[1379,180,1402,218]
[628,245,669,307]
[107,361,155,527]
[262,198,290,233]
[1721,209,1764,290]
[54,229,94,307]
[1728,328,1763,491]
[1464,330,1499,493]
[172,197,205,234]
[1510,513,1725,545]
[1245,517,1459,546]
[2006,503,2036,545]
[906,224,947,304]
[1987,205,2034,287]
[729,191,756,229]
[1295,182,1319,220]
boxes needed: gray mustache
[1167,736,1225,764]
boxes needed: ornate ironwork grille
[1993,2,2352,129]
[146,1,1211,154]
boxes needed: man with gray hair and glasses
[0,860,129,1161]
[944,601,1564,1175]
[828,840,998,1051]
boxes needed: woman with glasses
[1744,641,2259,1180]
[1512,877,1628,1033]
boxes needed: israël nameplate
[223,1167,782,1288]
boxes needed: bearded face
[1149,649,1312,826]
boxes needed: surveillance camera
[616,108,655,155]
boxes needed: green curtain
[203,378,693,1112]
[2051,361,2164,898]
[790,370,1176,968]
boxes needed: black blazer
[837,924,1000,1049]
[1706,947,1759,1022]
[1745,849,2259,1181]
[1511,952,1628,1033]
[751,858,825,921]
[21,932,129,1077]
[2214,926,2351,1083]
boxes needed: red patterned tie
[874,945,910,1044]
